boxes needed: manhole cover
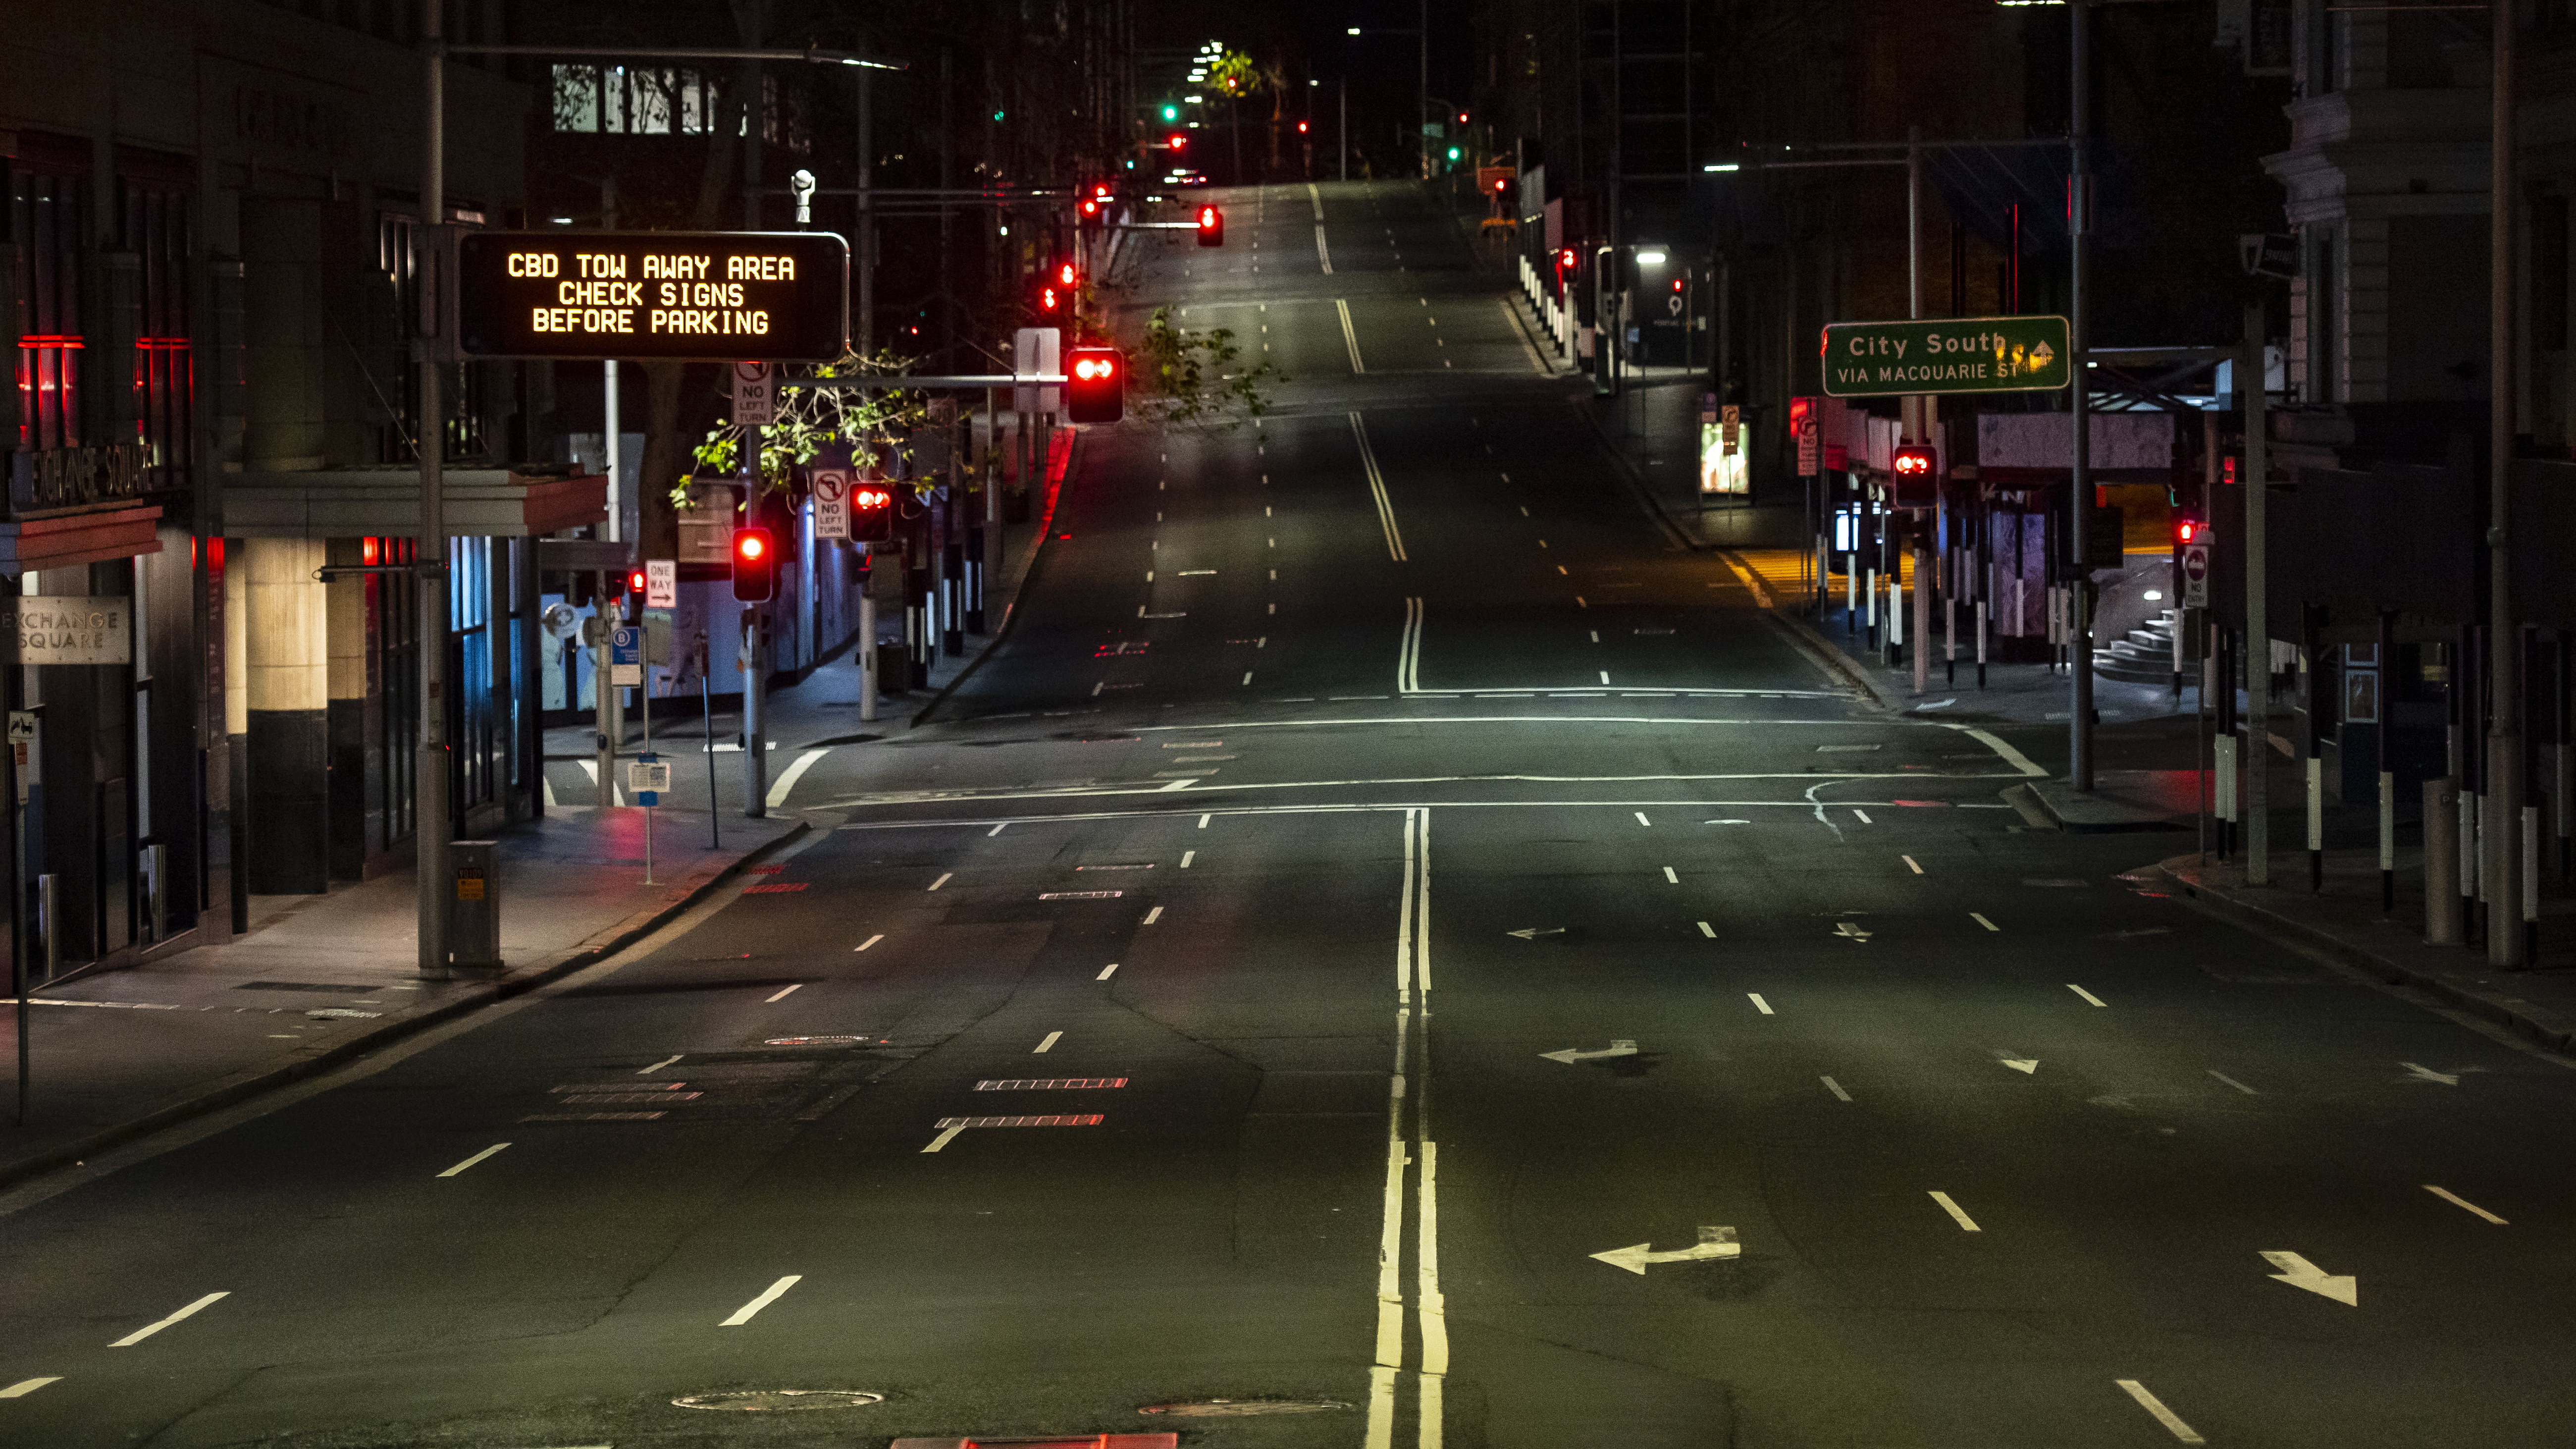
[673,1390,885,1412]
[1140,1399,1353,1418]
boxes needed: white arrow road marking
[1833,921,1872,943]
[720,1275,804,1326]
[2262,1250,2358,1305]
[109,1292,229,1347]
[1821,1075,1852,1101]
[2400,1062,2461,1085]
[1589,1226,1739,1275]
[2424,1184,2508,1224]
[1506,927,1565,939]
[435,1143,511,1178]
[1928,1192,1982,1232]
[0,1378,61,1398]
[1538,1040,1637,1065]
[2115,1380,2207,1444]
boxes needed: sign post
[625,752,672,884]
[1820,315,2072,398]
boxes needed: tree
[1134,306,1282,430]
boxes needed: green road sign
[1820,314,2070,397]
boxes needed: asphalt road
[7,180,2576,1449]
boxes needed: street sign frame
[1820,314,2072,398]
[731,361,776,427]
[644,559,677,610]
[2180,542,2210,608]
[610,625,644,687]
[812,468,852,540]
[454,230,850,362]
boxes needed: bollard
[2214,735,2239,860]
[2308,754,2324,892]
[2424,778,2461,944]
[449,840,504,973]
[2379,771,2396,914]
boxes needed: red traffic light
[1891,446,1937,479]
[852,484,894,543]
[1066,345,1125,424]
[1168,132,1187,151]
[1555,248,1578,273]
[1039,284,1063,314]
[1457,111,1469,124]
[1297,120,1310,134]
[731,526,777,601]
[2175,518,2204,545]
[1080,196,1103,220]
[1056,261,1078,287]
[626,567,647,597]
[1196,204,1224,247]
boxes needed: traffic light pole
[416,4,452,979]
[743,424,768,819]
[2068,0,2097,794]
[2488,2,2523,963]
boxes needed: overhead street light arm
[445,44,905,70]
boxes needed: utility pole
[2068,0,2096,791]
[2488,0,2524,962]
[2244,302,2270,887]
[856,59,874,357]
[1340,79,1348,183]
[416,0,452,977]
[1907,123,1929,697]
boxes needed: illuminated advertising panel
[455,231,849,361]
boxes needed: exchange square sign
[5,596,130,665]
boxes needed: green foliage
[1136,305,1283,430]
[681,348,944,509]
[1208,49,1259,98]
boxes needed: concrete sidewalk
[2156,848,2576,1057]
[0,806,805,1190]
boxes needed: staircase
[2093,609,2182,685]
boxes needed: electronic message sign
[455,231,849,362]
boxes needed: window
[547,66,805,151]
[122,177,192,494]
[8,166,89,453]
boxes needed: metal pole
[1340,79,1348,184]
[857,65,874,356]
[604,361,621,542]
[743,429,769,817]
[984,386,1003,624]
[416,0,452,978]
[1419,0,1428,180]
[2067,0,2095,792]
[593,571,614,805]
[2244,304,2271,885]
[700,634,719,847]
[2488,0,2525,964]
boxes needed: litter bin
[449,840,504,972]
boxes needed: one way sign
[2181,542,2210,608]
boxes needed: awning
[0,503,166,573]
[221,468,606,538]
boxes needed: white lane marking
[1971,912,1999,931]
[2401,1061,2461,1085]
[719,1274,803,1326]
[921,1125,965,1152]
[927,873,952,891]
[109,1292,230,1347]
[1353,414,1406,561]
[0,1378,61,1398]
[1821,1075,1851,1101]
[1697,920,1716,937]
[1662,866,1679,883]
[1928,1192,1982,1232]
[542,773,557,807]
[1243,672,1254,685]
[638,1054,683,1074]
[1590,630,1600,643]
[853,934,883,953]
[1634,811,1651,826]
[1748,993,1774,1015]
[2115,1379,2207,1444]
[1940,721,2050,778]
[1097,962,1120,980]
[1317,225,1335,275]
[2424,1184,2508,1223]
[2208,1069,2256,1094]
[436,1143,511,1178]
[1418,1138,1448,1377]
[1396,596,1426,693]
[1144,906,1164,924]
[766,748,828,808]
[2261,1249,2358,1305]
[987,821,1008,836]
[1180,850,1196,867]
[1091,683,1104,697]
[1852,808,1874,824]
[1198,813,1212,827]
[1034,1031,1062,1053]
[765,983,803,1004]
[1308,181,1323,219]
[2067,984,2106,1007]
[1902,854,1923,874]
[1336,297,1364,370]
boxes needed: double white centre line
[1397,597,1426,693]
[1372,807,1443,1449]
[1353,413,1406,562]
[1337,298,1366,371]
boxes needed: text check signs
[1820,315,2071,397]
[456,231,849,362]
